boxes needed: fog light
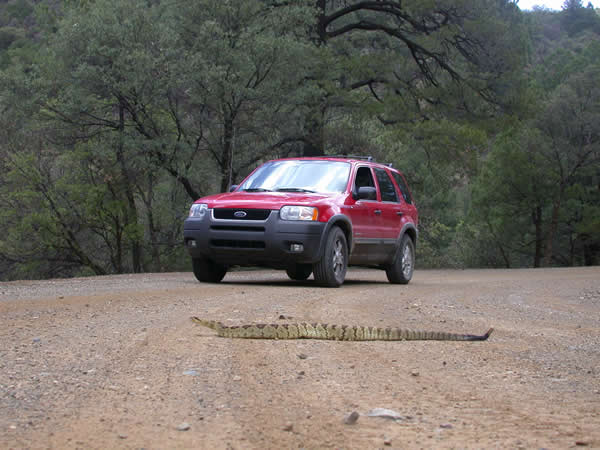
[188,239,197,248]
[290,243,304,253]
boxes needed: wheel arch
[317,215,353,260]
[400,223,418,249]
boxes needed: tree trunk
[145,171,161,272]
[220,114,235,193]
[486,218,510,268]
[113,215,123,273]
[583,241,600,266]
[117,102,142,273]
[315,0,327,43]
[532,205,543,268]
[302,107,325,156]
[543,191,563,267]
[301,0,328,157]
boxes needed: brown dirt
[1,267,599,449]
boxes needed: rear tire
[314,227,347,287]
[286,264,313,281]
[192,257,227,283]
[386,234,415,284]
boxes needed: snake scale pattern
[191,317,493,341]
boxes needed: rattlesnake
[191,317,493,341]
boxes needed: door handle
[374,210,382,215]
[396,211,404,216]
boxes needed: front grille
[213,208,271,221]
[211,239,266,249]
[210,225,265,232]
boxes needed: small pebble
[384,437,392,446]
[344,411,359,425]
[297,353,308,360]
[440,423,453,429]
[176,422,190,431]
[283,422,293,432]
[367,408,403,420]
[410,370,420,377]
[118,434,128,439]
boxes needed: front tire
[192,257,227,283]
[386,234,415,284]
[286,264,313,281]
[314,227,348,287]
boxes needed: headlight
[189,203,208,218]
[280,205,318,221]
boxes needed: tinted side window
[392,172,413,204]
[374,168,398,202]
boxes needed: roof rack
[328,155,375,161]
[327,154,393,167]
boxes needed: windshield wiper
[243,188,272,192]
[276,187,317,193]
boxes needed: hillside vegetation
[0,0,599,279]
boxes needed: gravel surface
[1,267,599,448]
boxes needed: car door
[347,165,386,264]
[373,167,405,261]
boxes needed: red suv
[183,157,418,287]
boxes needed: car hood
[195,191,339,210]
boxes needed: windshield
[239,160,351,194]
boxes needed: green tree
[1,0,318,278]
[0,146,109,277]
[471,126,554,267]
[561,0,600,35]
[536,65,600,264]
[469,62,600,267]
[174,0,315,191]
[300,0,527,155]
[37,0,185,272]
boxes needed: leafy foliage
[0,0,599,279]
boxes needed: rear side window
[391,172,413,204]
[374,168,398,202]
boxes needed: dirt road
[1,267,599,449]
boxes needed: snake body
[191,317,493,341]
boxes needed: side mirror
[357,186,376,200]
[229,185,238,192]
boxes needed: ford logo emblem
[234,211,247,218]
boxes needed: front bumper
[183,209,325,268]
